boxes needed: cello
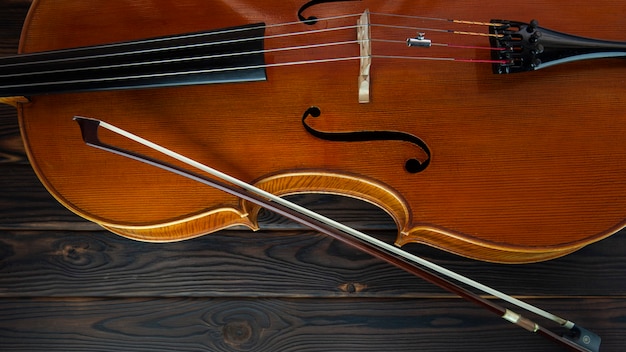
[5,0,626,263]
[1,0,621,348]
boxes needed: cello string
[0,24,363,70]
[0,32,507,91]
[371,23,502,38]
[1,13,363,65]
[0,34,504,81]
[0,52,509,92]
[6,11,503,65]
[0,39,360,79]
[0,20,502,71]
[0,13,510,91]
[0,11,504,71]
[369,12,506,27]
[375,38,505,51]
[0,57,363,91]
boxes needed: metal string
[0,12,508,90]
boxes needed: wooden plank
[1,228,625,298]
[0,297,623,352]
[0,106,25,164]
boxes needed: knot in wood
[338,282,367,293]
[51,238,108,269]
[222,320,253,345]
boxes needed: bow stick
[74,116,601,352]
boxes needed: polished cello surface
[11,0,626,263]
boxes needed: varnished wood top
[0,1,625,351]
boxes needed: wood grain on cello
[2,2,620,350]
[5,0,626,263]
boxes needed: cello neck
[0,23,267,97]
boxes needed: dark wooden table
[1,1,625,351]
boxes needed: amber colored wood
[2,2,626,351]
[0,96,27,107]
[11,0,626,263]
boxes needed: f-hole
[302,106,431,173]
[298,0,362,25]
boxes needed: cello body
[13,0,626,263]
